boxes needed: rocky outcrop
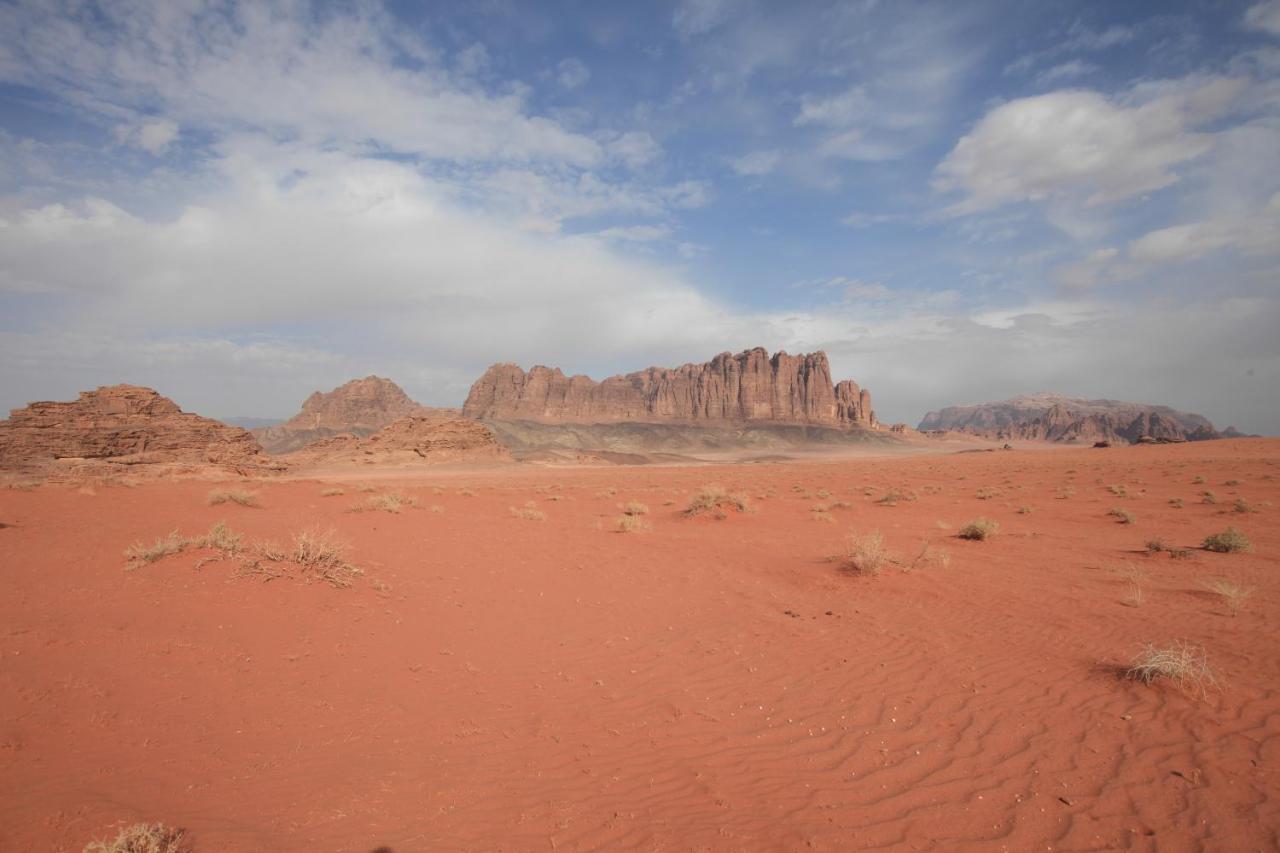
[918,394,1221,444]
[0,385,266,469]
[253,376,458,454]
[285,416,509,466]
[462,348,876,428]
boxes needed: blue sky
[1,0,1278,431]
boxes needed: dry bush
[1201,491,1218,505]
[291,528,362,588]
[1169,498,1184,508]
[320,487,345,497]
[1192,475,1206,484]
[975,486,1001,500]
[1055,486,1076,499]
[207,489,259,507]
[622,500,649,516]
[190,521,243,553]
[815,489,831,499]
[1017,505,1033,514]
[877,488,917,506]
[1108,507,1136,525]
[684,485,750,517]
[1225,478,1241,486]
[83,822,189,853]
[958,519,999,541]
[1203,578,1252,615]
[350,491,417,514]
[356,483,377,493]
[1232,497,1257,514]
[834,531,890,576]
[904,542,951,571]
[509,502,546,521]
[1203,527,1252,553]
[457,488,477,497]
[615,514,651,533]
[1108,562,1148,607]
[1107,484,1128,497]
[124,531,186,568]
[1145,537,1169,553]
[811,508,835,523]
[1126,641,1218,697]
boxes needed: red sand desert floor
[2,439,1278,851]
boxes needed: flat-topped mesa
[0,384,264,468]
[462,348,877,428]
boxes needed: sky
[0,0,1278,432]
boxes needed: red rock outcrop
[918,394,1221,444]
[462,348,877,428]
[253,376,458,454]
[286,416,509,466]
[0,385,265,469]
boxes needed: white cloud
[113,119,179,154]
[672,0,736,39]
[1245,1,1280,36]
[935,78,1246,213]
[605,130,662,169]
[1035,60,1099,86]
[794,87,870,127]
[730,149,780,176]
[557,58,591,90]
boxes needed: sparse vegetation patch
[207,488,259,507]
[1203,527,1251,553]
[684,485,750,517]
[84,822,189,853]
[1126,641,1218,697]
[958,519,999,541]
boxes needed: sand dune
[1,439,1277,850]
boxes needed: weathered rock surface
[0,385,266,469]
[463,348,877,428]
[253,376,457,454]
[286,416,509,466]
[918,394,1221,444]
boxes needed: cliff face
[0,385,264,468]
[918,394,1220,444]
[253,376,457,454]
[462,348,876,428]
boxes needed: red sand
[2,439,1278,851]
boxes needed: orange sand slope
[2,439,1277,851]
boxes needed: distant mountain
[252,376,458,454]
[917,393,1221,444]
[219,416,285,429]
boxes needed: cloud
[730,149,780,175]
[113,120,179,155]
[1245,1,1280,36]
[672,0,736,39]
[935,78,1246,213]
[557,58,591,90]
[794,87,870,127]
[1035,60,1099,86]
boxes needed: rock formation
[253,376,458,454]
[918,394,1221,444]
[462,348,876,428]
[0,385,266,469]
[286,416,509,466]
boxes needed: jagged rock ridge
[0,385,265,468]
[253,376,458,454]
[463,348,876,428]
[918,393,1221,444]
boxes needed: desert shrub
[1169,498,1184,508]
[291,528,361,588]
[1108,562,1147,607]
[1225,479,1241,486]
[457,488,476,497]
[123,531,186,568]
[815,489,831,499]
[320,487,345,497]
[684,485,750,517]
[1017,505,1033,514]
[835,531,890,576]
[1107,484,1128,497]
[190,521,243,553]
[84,822,189,853]
[509,502,546,521]
[1126,641,1218,697]
[615,514,651,533]
[1201,491,1217,505]
[622,500,649,516]
[811,508,835,523]
[1232,498,1257,514]
[1145,537,1168,553]
[958,519,998,541]
[1203,527,1251,553]
[975,486,1001,500]
[207,489,259,507]
[1108,507,1136,525]
[1202,578,1252,615]
[350,491,417,513]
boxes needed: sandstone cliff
[918,394,1220,444]
[462,348,876,428]
[0,385,265,469]
[285,416,509,466]
[253,376,457,454]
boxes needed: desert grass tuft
[123,531,187,568]
[291,528,361,588]
[1108,507,1136,525]
[1232,497,1257,514]
[1126,641,1218,697]
[509,502,546,521]
[190,520,243,553]
[349,491,417,514]
[207,489,259,507]
[834,531,890,576]
[1202,527,1252,553]
[621,500,649,516]
[83,822,189,853]
[684,485,750,517]
[614,514,651,533]
[957,518,999,541]
[320,487,345,497]
[1202,578,1252,615]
